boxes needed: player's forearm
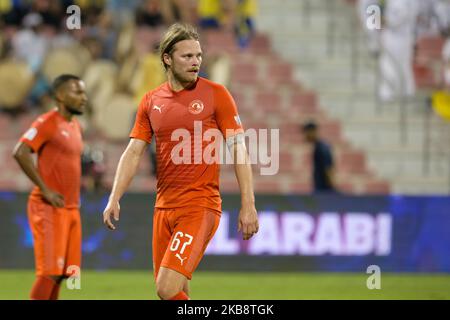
[109,147,142,202]
[232,144,255,205]
[235,163,255,205]
[13,145,49,192]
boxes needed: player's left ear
[53,89,64,102]
[163,53,172,68]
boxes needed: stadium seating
[0,1,399,195]
[0,60,34,110]
[256,0,449,194]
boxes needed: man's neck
[57,105,73,122]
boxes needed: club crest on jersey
[188,100,204,115]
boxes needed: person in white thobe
[379,0,419,102]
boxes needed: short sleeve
[19,116,54,152]
[214,85,244,138]
[130,93,153,143]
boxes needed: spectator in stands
[83,6,117,60]
[135,0,164,27]
[302,121,336,193]
[31,0,65,30]
[378,0,419,103]
[81,35,104,60]
[235,0,257,48]
[415,0,450,38]
[198,0,236,30]
[1,0,28,27]
[357,0,383,57]
[106,0,141,28]
[12,12,49,72]
[198,0,256,48]
[159,0,192,25]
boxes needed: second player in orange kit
[13,75,87,300]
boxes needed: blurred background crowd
[0,0,449,195]
[0,0,258,192]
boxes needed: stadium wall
[0,192,449,273]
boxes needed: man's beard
[172,67,197,85]
[67,105,83,115]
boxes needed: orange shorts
[27,197,82,277]
[152,206,220,280]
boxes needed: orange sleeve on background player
[214,85,244,138]
[130,93,153,143]
[20,115,55,152]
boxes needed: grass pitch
[0,270,449,300]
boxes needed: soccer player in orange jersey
[103,23,259,300]
[13,75,87,300]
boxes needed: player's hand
[103,200,120,230]
[42,188,65,208]
[238,203,259,240]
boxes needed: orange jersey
[130,77,243,212]
[20,109,83,208]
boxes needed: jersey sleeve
[130,93,153,143]
[214,85,244,138]
[19,115,54,152]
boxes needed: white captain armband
[226,133,245,151]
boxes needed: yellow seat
[116,22,135,62]
[432,91,450,121]
[94,93,137,141]
[0,60,34,109]
[82,60,118,116]
[41,47,85,83]
[132,52,166,104]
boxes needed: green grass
[0,270,449,300]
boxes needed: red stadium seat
[336,182,355,194]
[266,61,293,84]
[320,120,343,144]
[278,152,294,173]
[0,115,16,139]
[203,30,237,53]
[254,91,282,112]
[232,62,259,84]
[363,180,391,195]
[415,36,445,65]
[0,179,19,190]
[248,33,271,54]
[291,91,318,109]
[289,182,312,193]
[254,178,281,193]
[337,150,367,174]
[414,64,439,89]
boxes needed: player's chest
[49,122,83,155]
[149,96,215,133]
